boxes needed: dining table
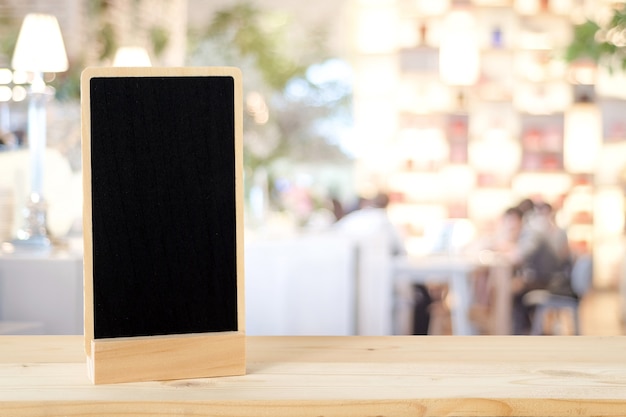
[393,253,512,335]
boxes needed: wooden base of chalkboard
[87,332,245,384]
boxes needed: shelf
[480,47,516,54]
[600,99,626,142]
[352,0,626,270]
[398,47,438,73]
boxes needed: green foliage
[607,5,626,71]
[565,19,603,62]
[188,1,352,198]
[54,61,84,102]
[87,0,111,16]
[98,23,117,61]
[0,28,18,64]
[204,2,316,91]
[565,6,626,73]
[0,1,20,63]
[149,25,170,57]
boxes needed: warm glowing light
[596,60,626,100]
[512,172,572,200]
[564,102,602,173]
[567,60,597,85]
[0,69,12,85]
[514,82,572,114]
[113,47,152,67]
[11,85,27,102]
[518,30,551,50]
[397,127,449,164]
[0,86,12,102]
[356,57,397,96]
[246,91,269,125]
[398,80,450,113]
[514,0,541,14]
[388,172,443,201]
[398,19,419,48]
[468,127,521,176]
[12,14,68,73]
[0,242,15,254]
[594,187,625,238]
[421,218,476,255]
[355,5,398,53]
[468,189,516,224]
[440,165,476,197]
[353,98,397,155]
[549,0,573,15]
[12,70,28,84]
[439,10,480,85]
[387,203,447,231]
[415,0,449,15]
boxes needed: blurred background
[1,0,626,337]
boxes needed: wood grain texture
[89,332,245,384]
[81,66,245,383]
[1,335,626,416]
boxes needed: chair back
[570,254,593,298]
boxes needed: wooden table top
[1,335,625,416]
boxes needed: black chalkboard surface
[82,67,245,384]
[90,75,238,339]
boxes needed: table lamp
[10,13,68,251]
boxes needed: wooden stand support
[87,332,245,384]
[81,67,245,384]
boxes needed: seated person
[492,204,565,334]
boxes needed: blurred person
[491,203,564,334]
[503,198,564,277]
[341,195,365,216]
[334,192,405,256]
[531,202,570,265]
[518,200,574,295]
[491,206,532,334]
[335,192,433,334]
[516,198,535,219]
[330,195,345,222]
[0,130,17,150]
[466,206,524,333]
[531,202,580,301]
[491,206,525,260]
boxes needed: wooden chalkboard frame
[81,67,245,384]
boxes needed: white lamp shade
[439,10,480,86]
[12,14,68,73]
[564,103,602,173]
[113,47,152,67]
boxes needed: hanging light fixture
[564,98,602,173]
[439,9,480,86]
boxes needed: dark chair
[523,254,593,335]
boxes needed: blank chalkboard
[88,74,238,340]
